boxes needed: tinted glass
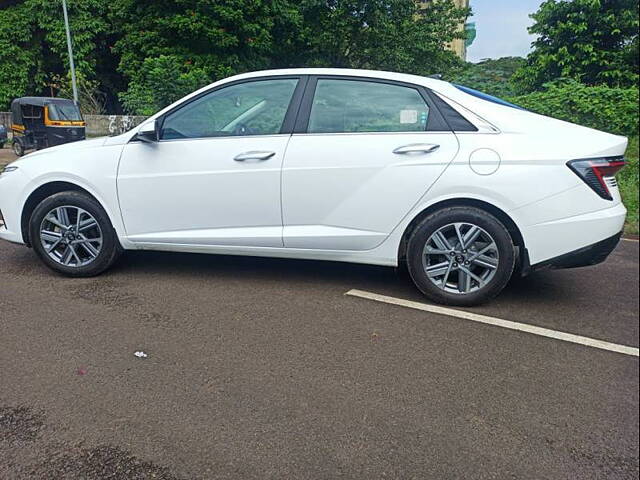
[160,79,298,140]
[308,79,430,133]
[454,84,525,110]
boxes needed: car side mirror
[137,120,159,143]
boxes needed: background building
[418,0,473,60]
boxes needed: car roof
[226,68,447,89]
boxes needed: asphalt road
[0,147,15,168]
[0,236,638,479]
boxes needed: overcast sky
[466,0,545,63]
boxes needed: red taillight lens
[567,157,627,201]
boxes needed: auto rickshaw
[10,97,85,156]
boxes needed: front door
[282,77,460,251]
[117,77,301,248]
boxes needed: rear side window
[307,79,430,134]
[430,94,478,132]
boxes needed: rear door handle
[392,144,440,155]
[233,151,276,162]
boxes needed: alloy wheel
[422,222,499,294]
[39,206,103,267]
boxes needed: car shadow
[108,250,569,306]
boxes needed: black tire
[29,191,122,277]
[12,139,24,157]
[406,206,516,306]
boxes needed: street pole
[61,0,78,104]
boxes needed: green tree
[513,0,639,92]
[450,57,525,98]
[291,0,470,75]
[108,0,304,113]
[109,0,302,83]
[0,0,113,109]
[0,1,43,109]
[119,55,210,115]
[112,0,470,114]
[1,0,472,113]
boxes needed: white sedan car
[0,69,628,305]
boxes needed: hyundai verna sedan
[0,69,628,305]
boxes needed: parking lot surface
[1,230,638,478]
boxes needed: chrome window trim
[153,133,292,144]
[290,130,454,138]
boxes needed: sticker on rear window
[400,110,418,124]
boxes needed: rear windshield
[453,84,525,110]
[48,103,83,121]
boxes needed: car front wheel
[12,140,24,156]
[406,206,516,306]
[29,191,122,277]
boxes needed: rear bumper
[519,200,627,265]
[521,231,623,275]
[531,231,622,270]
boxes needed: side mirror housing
[137,120,159,143]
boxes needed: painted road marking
[345,289,639,357]
[622,237,639,243]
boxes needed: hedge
[508,80,639,137]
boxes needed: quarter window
[307,79,430,134]
[160,78,298,140]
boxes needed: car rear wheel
[406,206,516,306]
[29,191,122,277]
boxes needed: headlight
[1,165,18,174]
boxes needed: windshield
[453,84,525,110]
[48,103,83,121]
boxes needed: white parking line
[622,237,639,243]
[345,289,639,357]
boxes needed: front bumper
[0,168,28,245]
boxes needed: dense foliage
[119,55,210,116]
[508,79,639,137]
[619,136,639,234]
[513,0,639,92]
[0,0,115,111]
[0,0,469,114]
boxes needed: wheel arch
[397,198,526,267]
[21,181,105,247]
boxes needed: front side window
[307,79,430,134]
[160,78,298,140]
[21,105,42,119]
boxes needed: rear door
[281,76,459,251]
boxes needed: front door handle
[392,144,440,155]
[233,151,276,162]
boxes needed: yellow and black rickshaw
[10,97,85,156]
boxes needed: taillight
[567,157,627,201]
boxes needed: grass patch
[620,136,639,235]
